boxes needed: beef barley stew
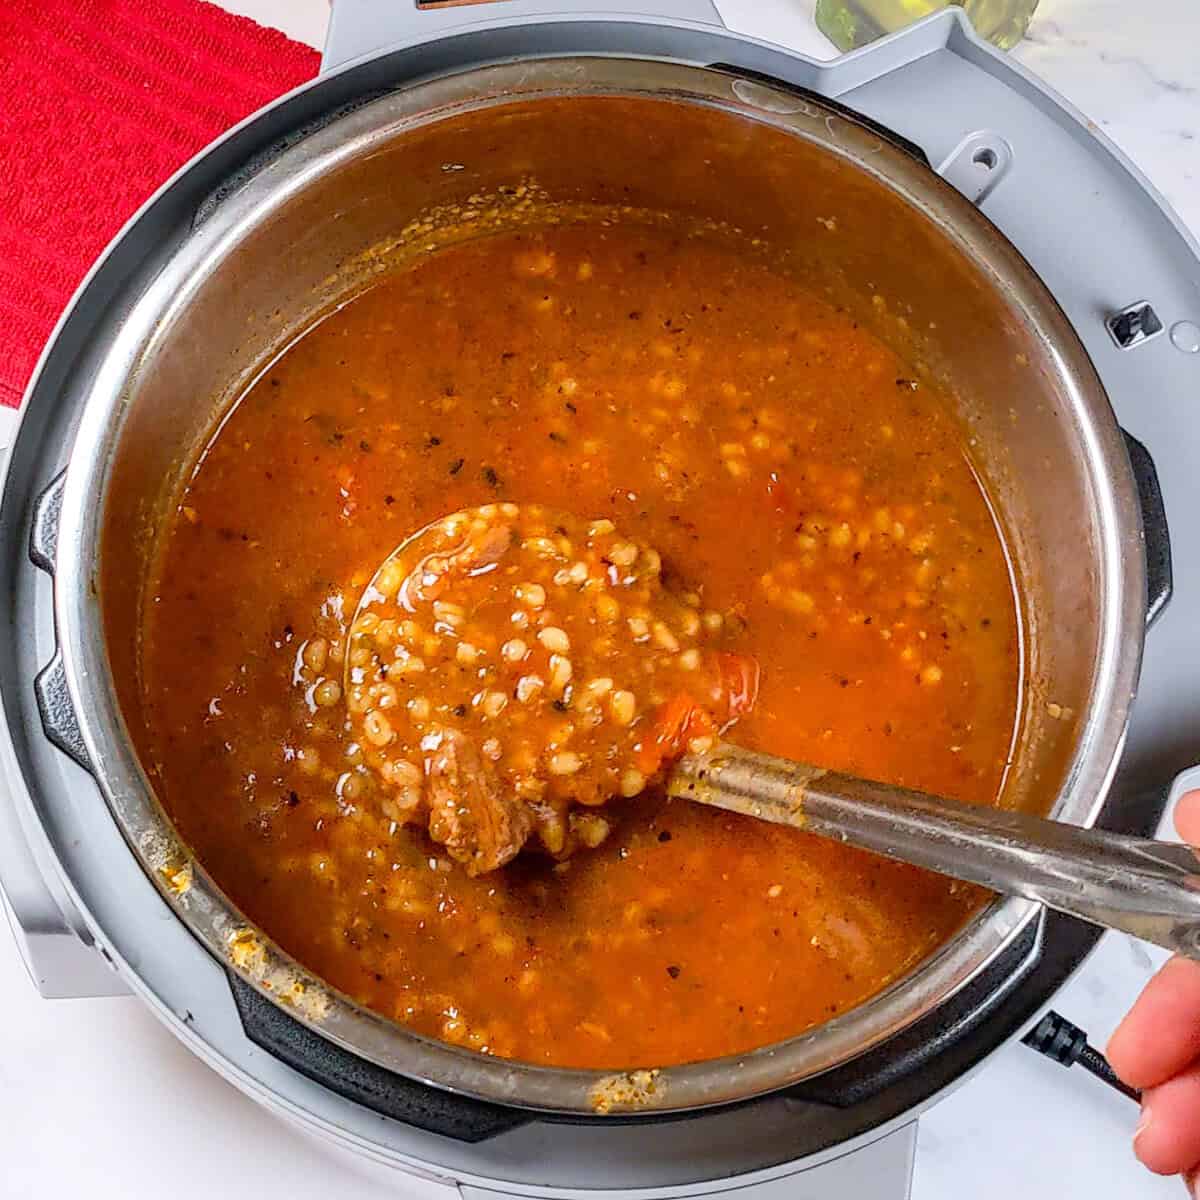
[142,221,1021,1068]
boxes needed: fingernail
[1135,1101,1153,1145]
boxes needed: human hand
[1108,790,1200,1194]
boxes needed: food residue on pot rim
[226,927,332,1021]
[589,1069,663,1114]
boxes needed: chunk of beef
[404,523,516,606]
[424,728,533,875]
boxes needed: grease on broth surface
[142,222,1020,1068]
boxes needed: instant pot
[3,4,1200,1196]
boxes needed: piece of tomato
[634,654,760,777]
[715,652,760,721]
[635,695,722,777]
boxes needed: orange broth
[142,222,1020,1068]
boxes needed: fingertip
[1174,789,1200,847]
[1133,1100,1152,1146]
[1134,1073,1200,1177]
[1109,957,1200,1089]
[1132,1093,1171,1175]
[1107,1015,1134,1077]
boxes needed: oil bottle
[814,0,1040,51]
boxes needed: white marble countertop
[2,1,1197,1196]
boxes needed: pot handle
[226,974,529,1141]
[0,797,129,1000]
[2,448,129,997]
[1122,431,1172,626]
[28,471,91,771]
[323,0,724,73]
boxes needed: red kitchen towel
[0,0,320,408]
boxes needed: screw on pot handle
[323,0,724,73]
[28,471,91,772]
[1121,431,1173,626]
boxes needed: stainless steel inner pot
[50,58,1145,1115]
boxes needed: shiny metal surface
[673,743,1200,959]
[45,58,1145,1114]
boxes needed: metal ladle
[670,742,1200,960]
[352,508,1200,959]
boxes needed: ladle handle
[669,743,1200,960]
